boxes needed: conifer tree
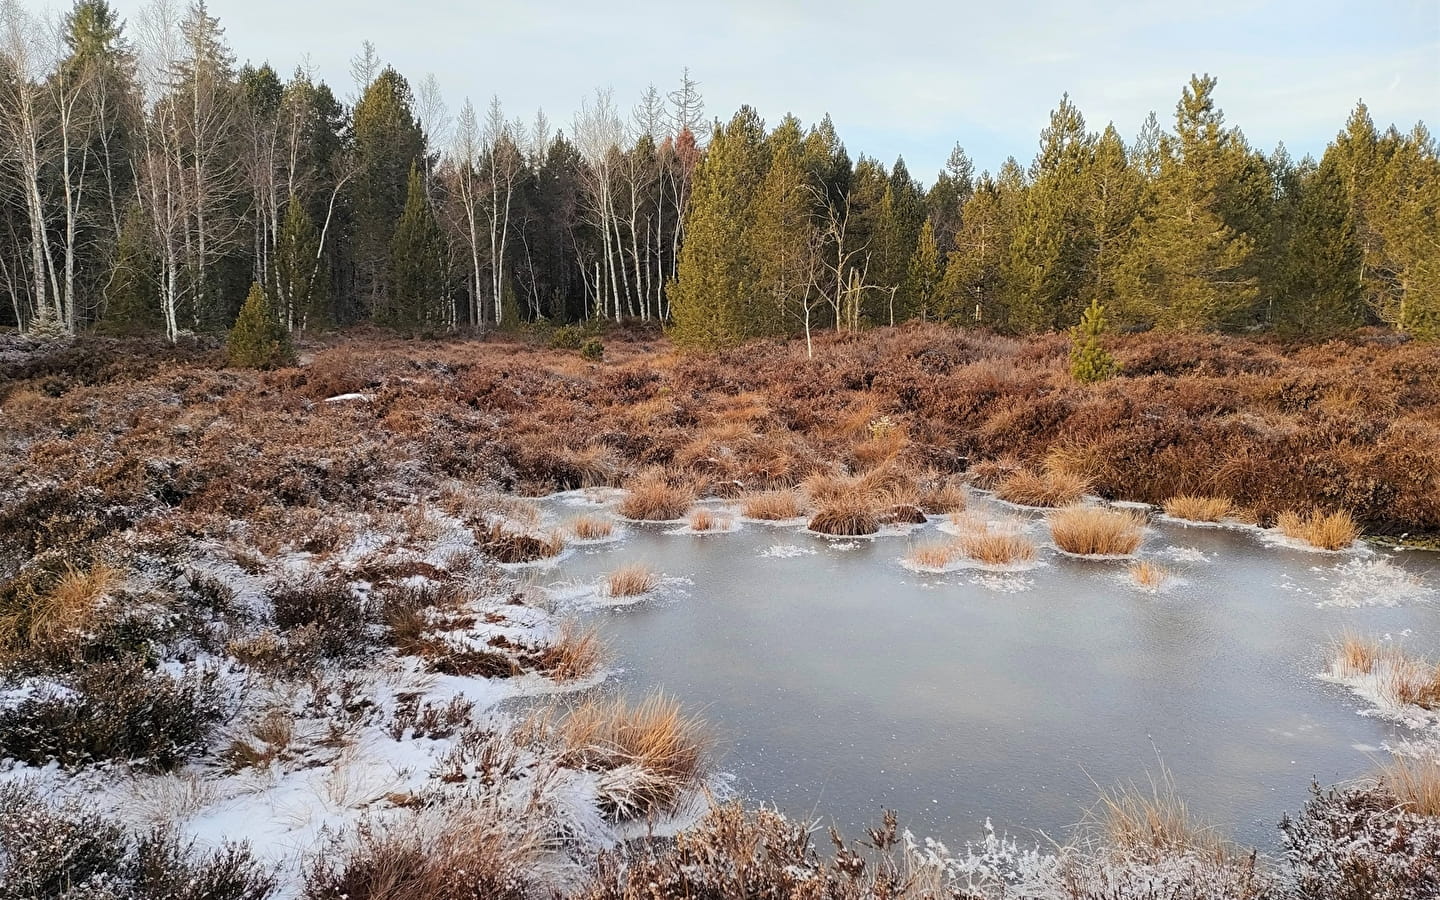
[1116,76,1258,331]
[1069,298,1119,383]
[352,67,426,313]
[273,196,328,332]
[383,164,447,328]
[227,283,293,368]
[940,160,1024,327]
[1003,95,1095,332]
[905,219,941,321]
[1272,156,1364,335]
[751,115,813,336]
[100,205,161,335]
[670,107,767,349]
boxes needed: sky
[95,0,1440,182]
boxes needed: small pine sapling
[1069,298,1119,384]
[227,283,294,369]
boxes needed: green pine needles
[1069,298,1119,383]
[227,283,294,369]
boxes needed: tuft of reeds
[1091,767,1230,862]
[1391,659,1440,710]
[535,621,604,681]
[1333,630,1383,677]
[566,513,614,540]
[953,519,1036,566]
[618,471,694,521]
[606,563,659,598]
[995,466,1089,508]
[740,490,803,521]
[1163,494,1235,523]
[1380,756,1440,817]
[1128,560,1170,590]
[905,539,961,570]
[1049,505,1146,556]
[1276,509,1361,551]
[808,492,880,536]
[918,475,967,515]
[559,692,708,818]
[686,507,732,532]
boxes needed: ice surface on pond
[537,490,1440,850]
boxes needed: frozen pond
[533,491,1439,848]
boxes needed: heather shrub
[270,576,372,659]
[1280,780,1440,900]
[0,659,223,770]
[0,784,275,900]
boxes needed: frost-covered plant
[0,659,223,770]
[0,784,275,900]
[1279,780,1440,900]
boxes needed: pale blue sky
[103,0,1440,181]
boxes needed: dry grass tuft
[905,539,961,570]
[1163,494,1235,523]
[686,507,732,532]
[477,522,564,563]
[536,621,605,681]
[808,492,880,536]
[995,466,1089,508]
[1380,756,1440,817]
[740,490,803,521]
[918,475,967,514]
[2,562,119,657]
[1333,630,1383,677]
[1049,505,1146,556]
[618,471,694,521]
[1092,767,1230,862]
[559,692,708,818]
[952,519,1036,566]
[1276,509,1361,551]
[566,513,614,540]
[607,563,660,598]
[1391,660,1440,710]
[968,457,1022,490]
[1129,560,1170,590]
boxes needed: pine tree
[1271,155,1364,336]
[940,160,1024,327]
[1116,76,1259,331]
[273,196,329,332]
[383,164,447,328]
[1003,95,1095,332]
[670,107,767,349]
[227,282,293,368]
[751,115,813,336]
[1081,125,1142,309]
[1069,298,1119,383]
[905,219,941,321]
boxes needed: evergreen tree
[351,67,426,314]
[1003,95,1095,332]
[670,107,767,349]
[383,164,447,328]
[273,196,329,332]
[1272,155,1364,336]
[227,282,293,368]
[1069,298,1119,383]
[1080,125,1142,309]
[1116,76,1259,331]
[878,157,925,319]
[905,219,941,321]
[100,204,159,334]
[940,160,1024,327]
[751,115,813,336]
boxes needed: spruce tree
[352,67,426,314]
[751,115,813,336]
[100,205,161,335]
[384,164,447,328]
[670,107,767,349]
[940,160,1025,327]
[228,283,293,368]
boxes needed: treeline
[2,1,1436,346]
[673,81,1440,348]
